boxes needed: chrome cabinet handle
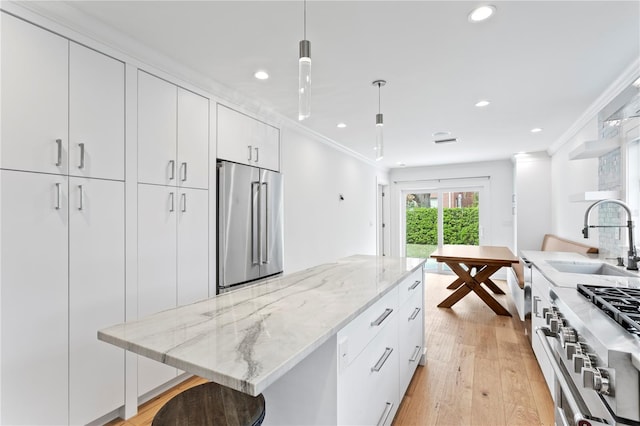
[533,296,541,317]
[77,185,83,210]
[168,160,175,180]
[409,280,421,290]
[181,162,187,181]
[376,402,394,426]
[78,143,85,169]
[55,183,61,210]
[371,308,393,326]
[181,193,186,212]
[255,147,259,162]
[371,347,393,372]
[409,345,422,363]
[247,145,252,161]
[169,192,174,212]
[55,139,62,166]
[409,307,421,321]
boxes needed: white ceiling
[30,1,640,168]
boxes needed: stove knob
[559,327,577,347]
[549,317,563,334]
[582,368,611,395]
[565,342,580,360]
[573,354,591,373]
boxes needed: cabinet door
[1,12,68,175]
[177,88,209,190]
[69,177,125,425]
[399,289,424,394]
[531,268,555,397]
[1,170,69,425]
[137,184,178,395]
[217,104,268,167]
[257,125,280,172]
[69,42,125,181]
[138,72,178,186]
[177,188,209,305]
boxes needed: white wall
[281,126,386,273]
[550,117,600,246]
[388,160,514,256]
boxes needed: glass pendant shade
[375,113,384,161]
[298,40,311,121]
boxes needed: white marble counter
[520,250,640,288]
[99,255,425,396]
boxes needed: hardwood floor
[107,273,554,426]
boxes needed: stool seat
[152,381,266,426]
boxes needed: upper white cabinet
[69,42,125,181]
[138,71,209,188]
[217,104,280,171]
[1,12,69,175]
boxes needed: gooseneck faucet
[582,199,639,270]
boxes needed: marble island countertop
[99,255,425,396]
[520,250,640,288]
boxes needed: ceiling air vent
[434,137,457,144]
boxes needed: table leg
[438,263,511,316]
[446,264,475,289]
[482,277,505,295]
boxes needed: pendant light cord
[378,82,381,114]
[303,0,307,40]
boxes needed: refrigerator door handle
[262,182,269,264]
[251,181,260,266]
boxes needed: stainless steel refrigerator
[217,161,283,292]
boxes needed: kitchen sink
[547,260,638,277]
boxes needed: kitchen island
[99,255,426,425]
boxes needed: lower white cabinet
[531,266,555,396]
[137,183,209,396]
[337,269,424,425]
[0,170,125,425]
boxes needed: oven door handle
[535,327,595,426]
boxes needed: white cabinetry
[1,12,126,425]
[398,269,424,393]
[217,104,280,172]
[531,266,555,396]
[138,71,209,189]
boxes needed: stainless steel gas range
[536,283,640,426]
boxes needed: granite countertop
[98,255,425,396]
[520,250,640,288]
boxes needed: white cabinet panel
[217,104,280,171]
[138,72,177,186]
[1,170,69,425]
[69,177,125,425]
[399,286,424,394]
[69,42,125,181]
[1,12,68,175]
[177,188,209,305]
[177,88,209,190]
[137,184,178,395]
[531,267,555,396]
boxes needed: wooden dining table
[430,245,518,316]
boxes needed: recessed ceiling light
[475,100,490,107]
[337,123,347,128]
[468,5,496,23]
[254,70,269,80]
[530,128,543,133]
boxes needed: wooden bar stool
[152,381,266,426]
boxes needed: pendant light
[373,80,386,161]
[298,0,311,121]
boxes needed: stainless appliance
[535,284,640,426]
[217,161,283,292]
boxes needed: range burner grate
[577,284,640,337]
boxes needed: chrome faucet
[582,199,639,270]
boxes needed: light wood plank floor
[107,273,554,426]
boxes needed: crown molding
[547,57,640,155]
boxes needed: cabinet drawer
[398,268,422,307]
[399,289,424,393]
[338,287,398,369]
[338,314,399,426]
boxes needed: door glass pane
[405,192,438,258]
[442,191,479,245]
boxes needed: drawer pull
[371,308,393,327]
[408,307,421,321]
[409,280,421,290]
[371,347,393,372]
[410,345,421,363]
[376,401,394,426]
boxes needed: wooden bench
[507,234,598,321]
